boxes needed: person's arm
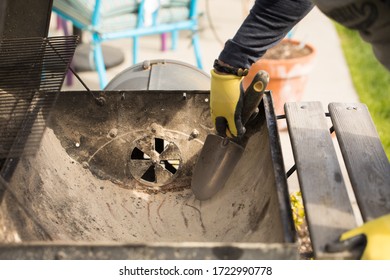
[210,0,313,138]
[218,0,314,70]
[313,0,390,71]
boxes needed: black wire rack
[0,36,79,160]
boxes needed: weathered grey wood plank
[329,103,390,221]
[285,102,357,259]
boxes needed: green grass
[334,23,390,159]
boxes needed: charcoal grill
[0,86,296,260]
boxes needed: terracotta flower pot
[243,39,316,117]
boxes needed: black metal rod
[286,164,297,178]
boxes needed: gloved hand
[210,69,246,138]
[340,214,390,259]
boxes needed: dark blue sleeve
[218,0,314,69]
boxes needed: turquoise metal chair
[52,0,203,88]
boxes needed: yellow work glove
[210,69,246,138]
[340,214,390,260]
[327,214,390,260]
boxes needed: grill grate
[0,36,79,159]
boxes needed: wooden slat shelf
[285,102,390,259]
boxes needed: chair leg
[133,37,139,65]
[161,33,167,51]
[192,33,203,69]
[56,15,61,31]
[93,41,108,89]
[171,30,178,50]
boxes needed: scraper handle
[241,70,269,125]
